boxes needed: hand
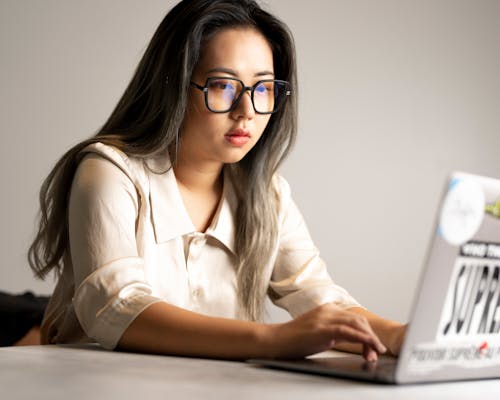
[386,323,408,356]
[265,303,387,360]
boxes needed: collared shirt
[41,142,360,349]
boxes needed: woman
[29,0,405,360]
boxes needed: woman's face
[179,27,274,169]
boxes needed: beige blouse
[41,142,360,349]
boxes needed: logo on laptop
[408,340,500,373]
[439,178,485,246]
[479,341,489,356]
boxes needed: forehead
[196,27,274,76]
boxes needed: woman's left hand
[386,323,408,356]
[343,308,408,357]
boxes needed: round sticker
[439,178,485,246]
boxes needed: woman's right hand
[263,303,387,361]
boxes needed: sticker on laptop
[439,178,485,246]
[437,242,500,341]
[407,341,500,374]
[406,239,500,374]
[485,198,500,219]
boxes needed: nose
[231,90,255,120]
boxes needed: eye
[255,81,273,94]
[209,79,236,92]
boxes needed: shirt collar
[147,154,195,243]
[148,154,237,255]
[205,172,237,255]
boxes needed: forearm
[333,307,405,356]
[117,301,271,360]
[117,302,389,361]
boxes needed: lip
[225,128,251,147]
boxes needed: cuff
[73,256,163,349]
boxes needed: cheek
[183,97,212,133]
[256,115,272,136]
[182,105,227,144]
[185,95,206,119]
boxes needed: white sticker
[407,341,500,375]
[439,179,485,246]
[437,257,500,341]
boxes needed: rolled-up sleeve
[269,177,361,317]
[69,154,161,349]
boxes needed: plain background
[1,0,499,324]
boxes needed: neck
[173,157,223,194]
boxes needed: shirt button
[191,234,206,246]
[189,246,201,260]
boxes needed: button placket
[186,233,206,304]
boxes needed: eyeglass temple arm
[190,81,206,92]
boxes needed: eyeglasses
[190,77,291,114]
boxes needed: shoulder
[272,174,292,214]
[71,143,151,210]
[273,174,291,200]
[77,142,147,188]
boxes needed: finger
[363,344,378,362]
[330,324,385,353]
[327,316,387,354]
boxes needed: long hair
[28,0,298,321]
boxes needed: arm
[266,177,403,359]
[118,302,267,359]
[118,301,387,360]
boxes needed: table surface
[1,345,499,400]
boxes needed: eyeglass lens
[206,78,288,113]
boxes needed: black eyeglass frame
[190,77,291,115]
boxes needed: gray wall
[1,0,499,324]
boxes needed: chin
[223,154,247,165]
[218,145,254,165]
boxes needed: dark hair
[29,0,298,321]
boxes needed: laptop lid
[396,171,500,383]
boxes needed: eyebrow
[206,67,275,77]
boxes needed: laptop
[249,171,500,384]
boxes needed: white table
[1,345,499,400]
